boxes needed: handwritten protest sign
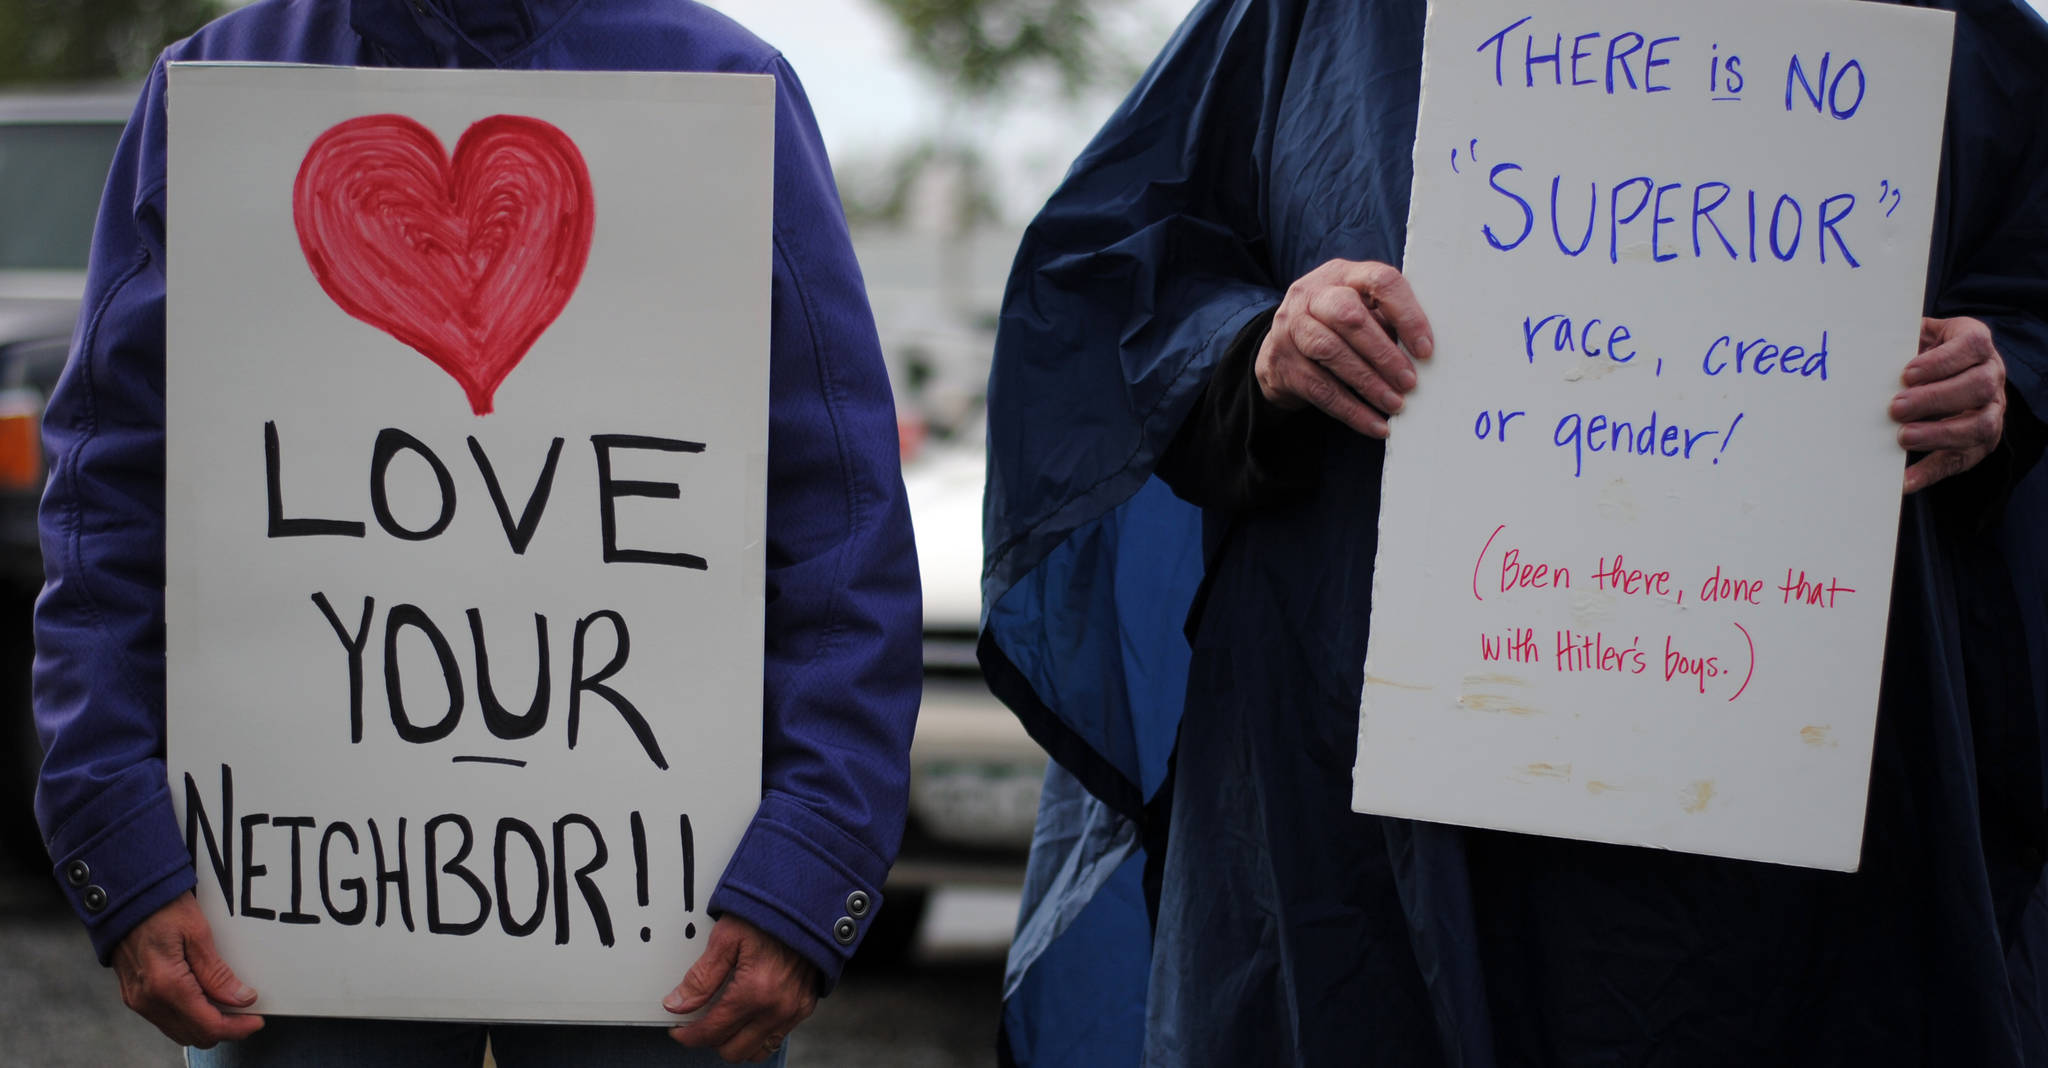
[164,64,772,1020]
[1353,0,1953,871]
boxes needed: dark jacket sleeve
[32,63,191,963]
[701,55,922,991]
[1155,307,1332,510]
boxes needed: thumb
[184,924,257,1007]
[665,924,739,1015]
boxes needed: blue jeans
[184,1017,788,1067]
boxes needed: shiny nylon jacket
[983,0,2048,1063]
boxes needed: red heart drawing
[293,114,594,415]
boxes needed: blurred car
[0,88,133,866]
[866,438,1046,960]
[851,229,1047,959]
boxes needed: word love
[265,422,705,569]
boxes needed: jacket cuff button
[832,917,857,946]
[65,860,91,888]
[845,890,870,918]
[81,885,108,914]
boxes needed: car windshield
[0,122,123,271]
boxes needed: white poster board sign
[165,64,772,1021]
[1354,0,1953,871]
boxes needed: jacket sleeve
[1155,307,1332,511]
[703,55,922,991]
[33,64,192,964]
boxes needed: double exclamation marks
[629,811,698,943]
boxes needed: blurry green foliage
[0,0,223,85]
[870,0,1111,101]
[839,138,1001,230]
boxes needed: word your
[312,594,669,769]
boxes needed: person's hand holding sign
[1254,258,1437,438]
[666,914,819,1063]
[112,894,262,1049]
[1893,315,2007,494]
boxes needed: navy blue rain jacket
[33,0,920,989]
[985,0,2048,1063]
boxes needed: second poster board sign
[1354,0,1954,872]
[164,63,772,1022]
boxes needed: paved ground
[0,873,1013,1068]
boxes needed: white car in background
[866,440,1046,961]
[851,227,1046,959]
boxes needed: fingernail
[233,985,257,1005]
[663,993,685,1013]
[1413,336,1434,360]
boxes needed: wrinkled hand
[1893,315,2006,494]
[112,893,262,1049]
[1255,259,1436,438]
[666,915,819,1063]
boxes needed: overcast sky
[699,0,1191,221]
